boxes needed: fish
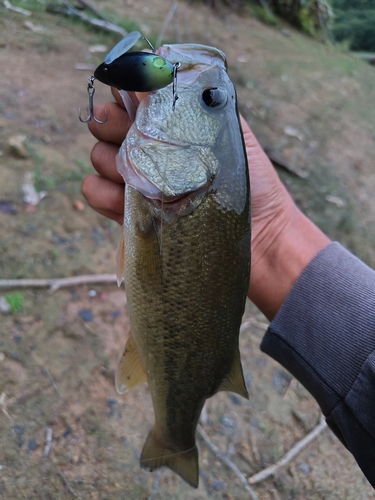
[115,43,251,488]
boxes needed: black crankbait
[78,31,180,123]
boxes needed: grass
[5,292,24,313]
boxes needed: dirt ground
[1,1,375,499]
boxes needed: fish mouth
[117,145,210,214]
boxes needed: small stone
[27,439,36,451]
[0,201,16,214]
[88,44,107,53]
[23,21,45,33]
[0,352,5,362]
[0,297,10,313]
[325,195,346,207]
[73,199,85,211]
[297,461,311,474]
[25,203,37,212]
[229,394,242,405]
[22,173,46,206]
[8,134,29,158]
[78,308,93,322]
[88,289,97,298]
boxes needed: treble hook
[172,62,181,110]
[142,36,156,52]
[142,37,180,110]
[78,76,108,124]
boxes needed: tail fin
[140,429,199,488]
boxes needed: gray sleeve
[261,242,375,488]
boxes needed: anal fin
[140,429,199,488]
[217,348,249,399]
[115,331,147,394]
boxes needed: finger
[91,141,124,183]
[88,101,130,144]
[81,174,124,224]
[94,207,123,225]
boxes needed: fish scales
[116,43,250,488]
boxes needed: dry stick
[44,427,53,457]
[57,470,78,498]
[49,0,126,37]
[147,469,162,500]
[3,0,32,15]
[0,393,13,421]
[248,415,327,485]
[0,274,117,294]
[197,425,259,500]
[41,367,62,398]
[78,0,110,21]
[156,0,179,48]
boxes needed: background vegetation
[249,0,375,51]
[332,0,375,51]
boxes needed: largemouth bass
[116,43,250,488]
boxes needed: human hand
[81,94,330,320]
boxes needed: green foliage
[333,7,375,51]
[298,7,316,34]
[60,159,92,182]
[251,4,279,25]
[7,0,48,12]
[5,292,24,313]
[248,0,333,35]
[33,165,55,191]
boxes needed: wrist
[248,193,331,320]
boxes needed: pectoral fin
[140,429,199,488]
[115,331,147,394]
[217,347,249,399]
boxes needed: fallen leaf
[284,126,305,142]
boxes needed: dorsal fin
[115,331,147,393]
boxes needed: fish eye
[201,87,227,109]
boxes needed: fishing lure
[78,31,180,123]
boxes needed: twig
[156,1,179,48]
[147,469,162,500]
[248,415,327,484]
[48,0,126,37]
[248,425,261,465]
[0,273,117,294]
[44,427,53,457]
[41,367,62,398]
[57,469,77,497]
[3,0,31,15]
[77,0,109,21]
[0,393,13,421]
[197,425,258,500]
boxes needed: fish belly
[124,185,250,487]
